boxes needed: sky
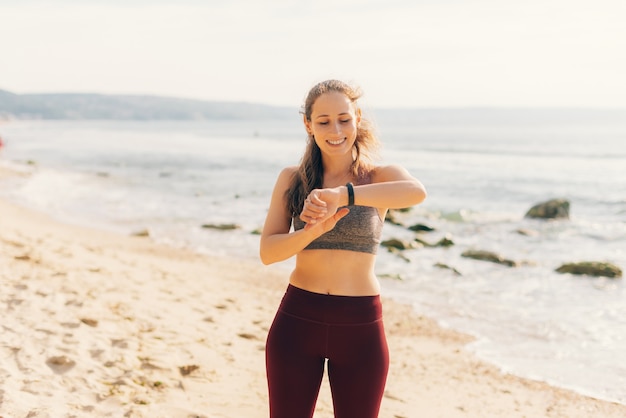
[1,0,625,108]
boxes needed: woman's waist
[278,284,383,325]
[290,252,379,296]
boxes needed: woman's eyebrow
[314,112,351,119]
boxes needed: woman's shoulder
[277,165,298,178]
[275,165,298,187]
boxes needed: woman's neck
[322,165,354,188]
[322,154,353,175]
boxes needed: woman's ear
[356,107,362,125]
[303,114,312,135]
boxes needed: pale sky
[1,0,625,108]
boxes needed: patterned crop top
[292,205,384,254]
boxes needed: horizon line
[2,88,625,111]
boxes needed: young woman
[260,79,426,418]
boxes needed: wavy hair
[285,79,380,216]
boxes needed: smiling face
[304,91,361,158]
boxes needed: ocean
[1,109,625,405]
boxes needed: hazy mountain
[0,89,295,120]
[1,89,623,123]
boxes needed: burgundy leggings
[265,284,389,418]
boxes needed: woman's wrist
[345,182,354,206]
[336,185,349,207]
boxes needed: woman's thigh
[265,311,327,418]
[326,320,389,418]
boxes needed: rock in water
[461,249,518,267]
[525,198,570,219]
[201,223,241,230]
[381,238,421,251]
[555,261,622,278]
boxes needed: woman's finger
[304,201,327,216]
[308,191,327,207]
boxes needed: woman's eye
[317,119,350,126]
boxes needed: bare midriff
[289,249,380,296]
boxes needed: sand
[1,173,626,416]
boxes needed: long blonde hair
[285,79,380,216]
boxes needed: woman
[260,79,426,418]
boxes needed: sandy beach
[1,170,626,416]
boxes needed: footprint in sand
[80,318,99,327]
[46,355,76,374]
[179,364,200,376]
[237,332,259,340]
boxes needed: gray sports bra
[292,205,383,254]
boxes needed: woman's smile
[327,137,347,146]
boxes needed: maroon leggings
[265,284,389,418]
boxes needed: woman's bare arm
[299,164,426,228]
[259,167,349,265]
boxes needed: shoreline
[2,196,626,417]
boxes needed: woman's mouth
[327,138,346,145]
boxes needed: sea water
[0,110,625,404]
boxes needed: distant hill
[1,89,624,123]
[0,89,295,120]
